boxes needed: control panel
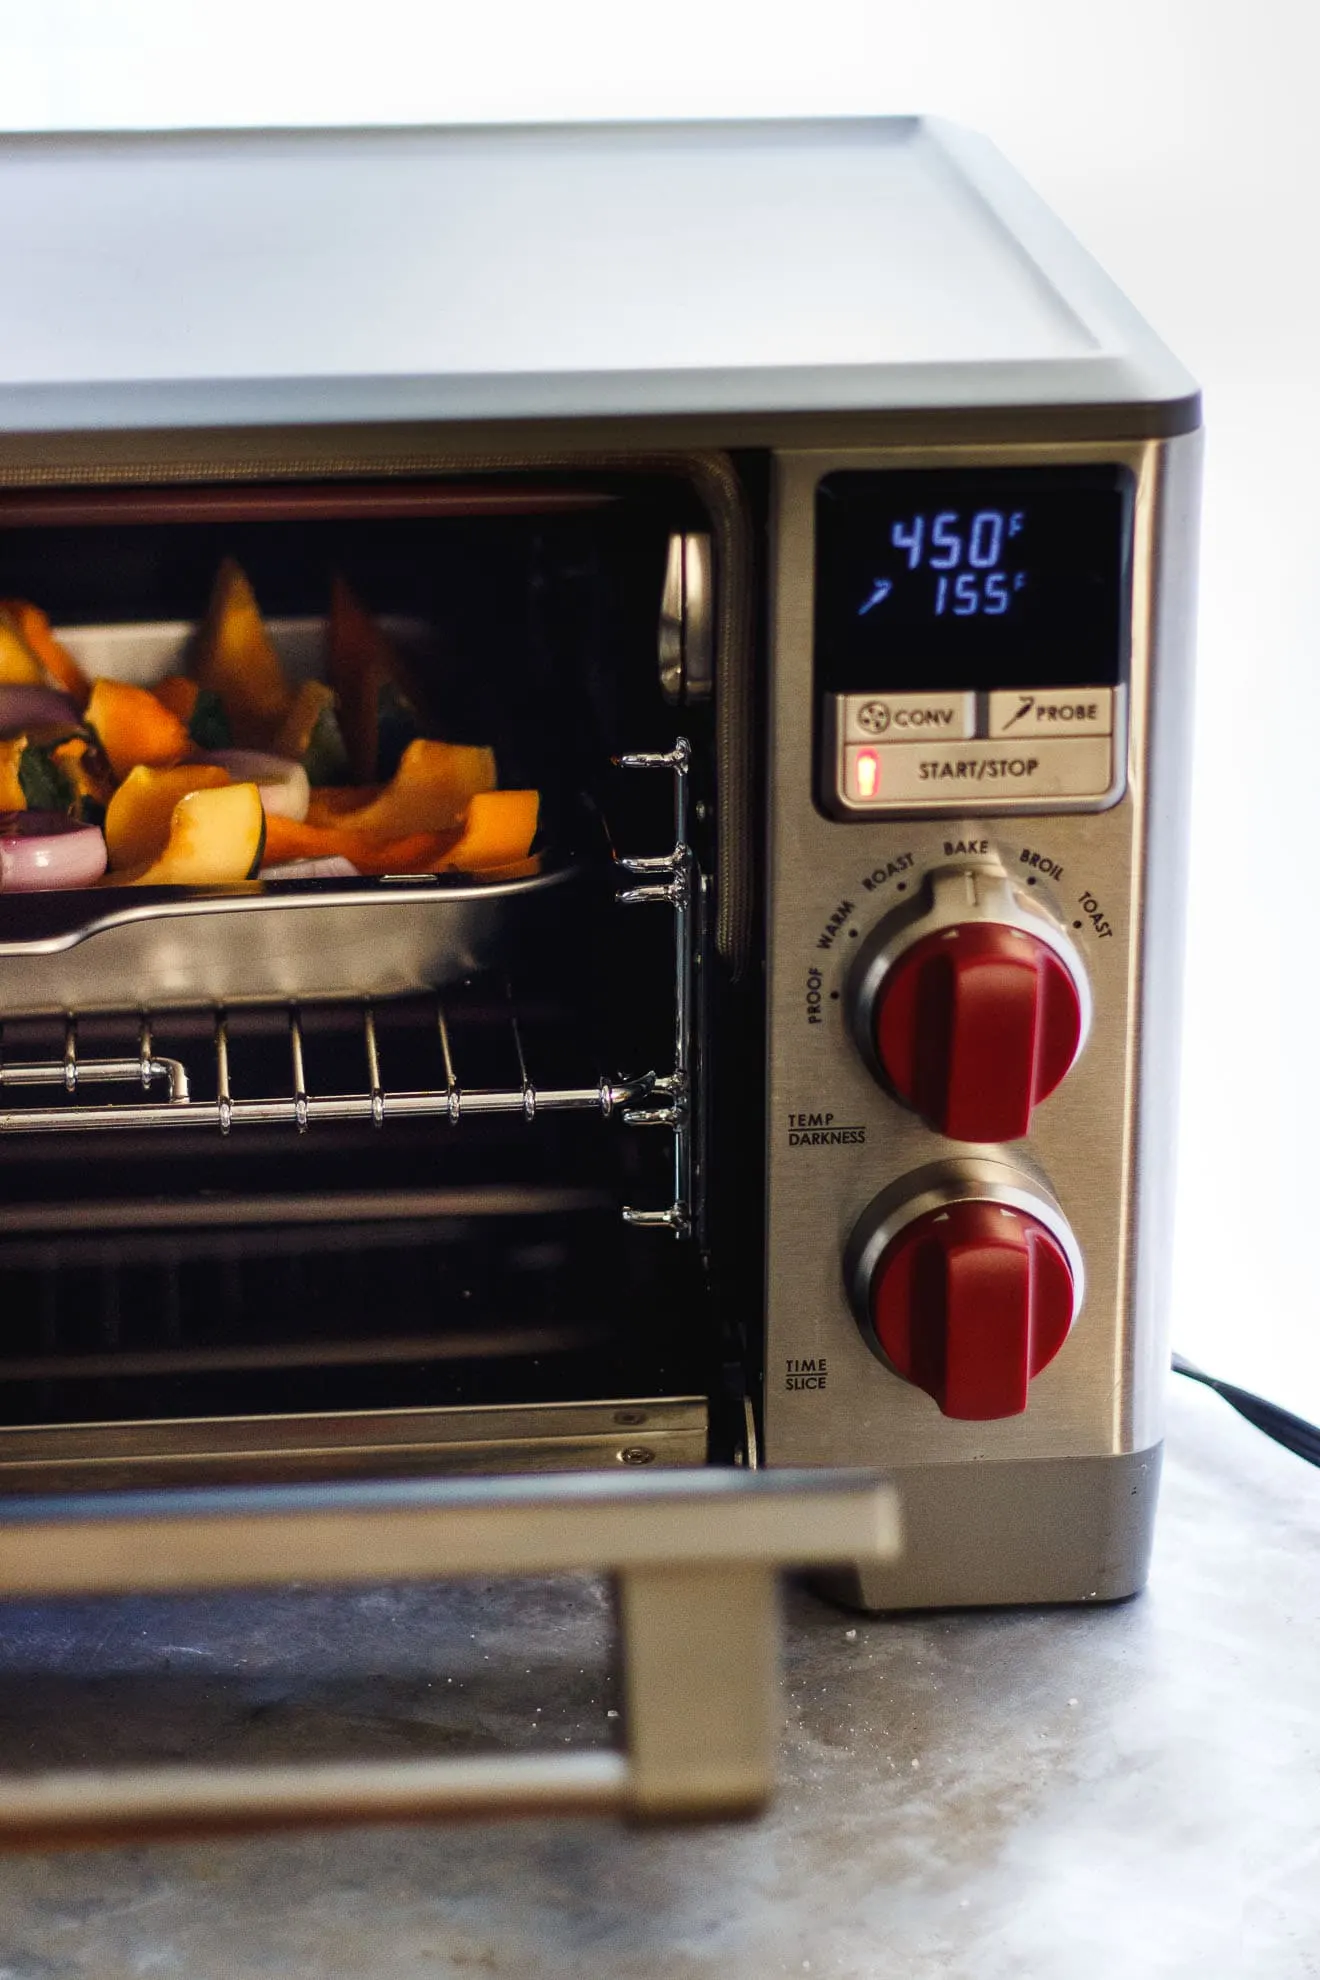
[815,465,1131,815]
[830,686,1121,808]
[764,447,1159,1497]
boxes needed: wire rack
[0,1005,656,1137]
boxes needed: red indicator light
[855,748,881,799]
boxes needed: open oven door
[0,473,828,1842]
[0,1467,898,1843]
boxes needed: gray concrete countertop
[0,1376,1317,1980]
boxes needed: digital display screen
[814,466,1132,693]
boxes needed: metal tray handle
[0,1467,899,1844]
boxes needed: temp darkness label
[785,1357,828,1392]
[787,1112,866,1148]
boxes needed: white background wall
[2,0,1317,1415]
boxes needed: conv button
[987,688,1114,739]
[840,692,975,743]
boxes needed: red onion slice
[0,686,82,735]
[262,855,361,881]
[0,810,107,891]
[200,750,310,821]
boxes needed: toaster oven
[0,116,1199,1830]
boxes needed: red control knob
[852,868,1089,1142]
[868,1197,1076,1420]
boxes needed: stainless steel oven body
[0,116,1200,1639]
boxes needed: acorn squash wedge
[104,763,233,871]
[85,678,190,781]
[119,780,265,887]
[192,560,292,748]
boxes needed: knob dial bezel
[845,862,1094,1104]
[843,1156,1086,1377]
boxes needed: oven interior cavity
[0,476,737,1485]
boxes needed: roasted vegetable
[192,561,293,747]
[305,739,496,839]
[439,789,539,872]
[0,613,47,686]
[0,736,75,814]
[104,763,232,870]
[116,781,266,887]
[270,679,350,786]
[303,784,379,818]
[0,567,532,895]
[0,685,83,733]
[50,737,116,826]
[261,789,537,879]
[85,679,190,782]
[348,832,460,876]
[0,810,106,891]
[259,812,456,873]
[154,674,233,750]
[263,854,361,881]
[0,602,90,708]
[203,749,309,821]
[328,577,424,781]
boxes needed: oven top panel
[0,118,1196,434]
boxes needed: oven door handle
[0,1467,899,1844]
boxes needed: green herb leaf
[188,688,232,751]
[302,705,351,787]
[17,745,74,814]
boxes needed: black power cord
[1173,1354,1320,1469]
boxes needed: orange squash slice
[310,739,496,839]
[104,763,232,870]
[51,737,116,822]
[192,560,292,747]
[0,602,90,707]
[85,678,190,782]
[0,612,47,687]
[152,674,199,726]
[438,790,539,872]
[118,781,265,887]
[259,812,456,873]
